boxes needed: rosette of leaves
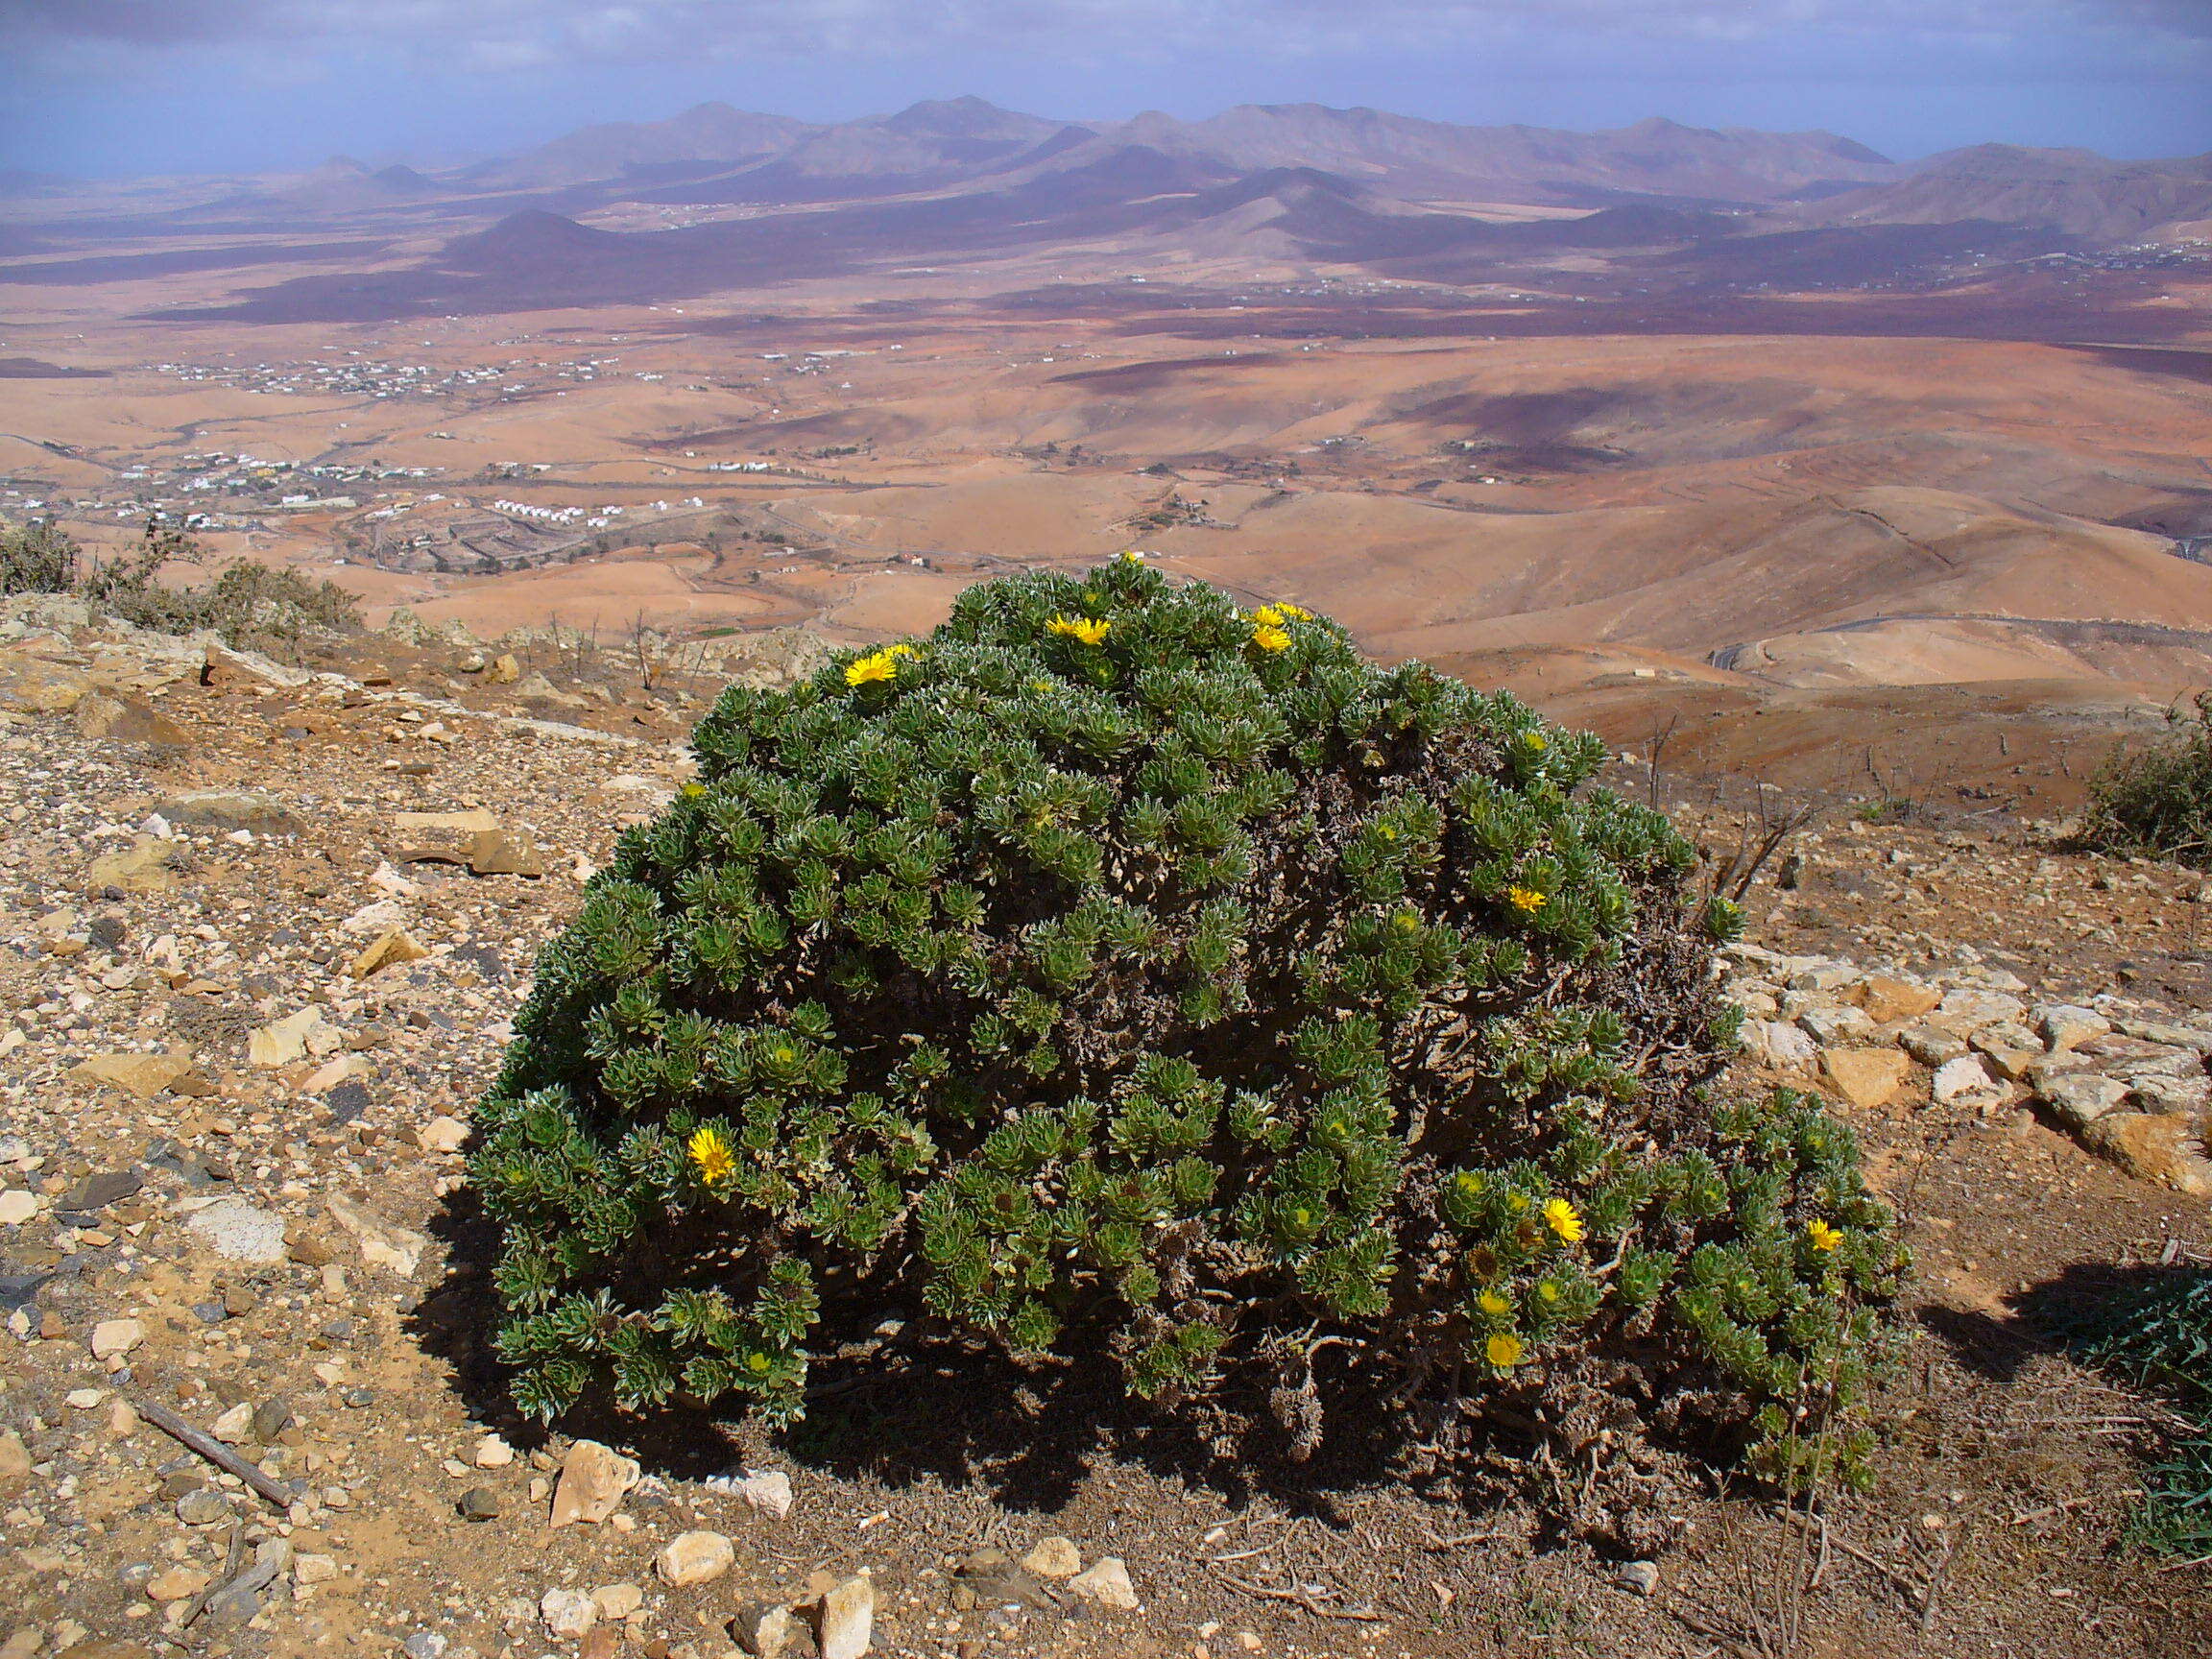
[472,556,1903,1519]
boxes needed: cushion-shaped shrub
[472,557,1903,1525]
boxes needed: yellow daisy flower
[1276,602,1311,620]
[1806,1219,1843,1252]
[1253,604,1286,628]
[1046,614,1111,644]
[687,1126,736,1187]
[1477,1287,1511,1316]
[1506,886,1547,913]
[1544,1197,1584,1242]
[1485,1332,1525,1368]
[1251,623,1291,653]
[845,649,899,687]
[1520,731,1548,751]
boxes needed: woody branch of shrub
[472,556,1905,1537]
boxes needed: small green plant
[2080,692,2212,869]
[78,517,362,649]
[472,559,1904,1528]
[3,514,362,648]
[2073,1265,2212,1554]
[0,517,78,595]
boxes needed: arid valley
[7,97,2212,810]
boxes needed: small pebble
[1612,1560,1660,1597]
[457,1486,504,1522]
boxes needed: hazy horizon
[3,0,2210,180]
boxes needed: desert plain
[5,100,2212,812]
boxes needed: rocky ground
[0,599,2208,1659]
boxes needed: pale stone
[0,1431,32,1482]
[655,1530,734,1586]
[292,1553,340,1586]
[733,1602,795,1658]
[1746,1020,1817,1070]
[485,653,520,685]
[145,1566,211,1602]
[1933,988,2026,1032]
[339,898,408,936]
[589,1583,643,1621]
[472,1434,515,1469]
[210,1402,255,1444]
[325,1195,427,1277]
[1797,1005,1874,1046]
[1068,1556,1140,1612]
[347,927,428,979]
[0,1190,38,1227]
[1021,1537,1082,1579]
[2040,1073,2130,1131]
[417,1117,469,1154]
[1818,1047,1911,1110]
[89,1318,144,1360]
[249,1007,324,1067]
[1850,975,1941,1025]
[2037,1004,2112,1052]
[1932,1054,2004,1107]
[301,1054,372,1094]
[550,1439,639,1527]
[185,1199,287,1264]
[817,1575,875,1659]
[1974,1043,2044,1084]
[733,1468,793,1520]
[541,1588,597,1639]
[204,641,310,690]
[1899,1025,1968,1068]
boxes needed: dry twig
[135,1398,294,1510]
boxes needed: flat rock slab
[326,1195,428,1277]
[71,1052,191,1098]
[60,1168,143,1212]
[75,689,190,747]
[348,926,428,978]
[1818,1046,1910,1109]
[84,836,181,896]
[2081,1113,2212,1195]
[185,1199,288,1264]
[157,791,303,835]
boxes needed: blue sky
[3,0,2209,176]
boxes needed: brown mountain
[1099,108,1898,204]
[446,99,1903,211]
[1794,144,2212,240]
[464,102,817,188]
